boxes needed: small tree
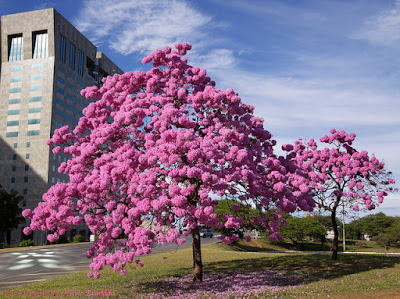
[280,216,327,250]
[376,221,400,250]
[0,185,24,244]
[360,212,394,238]
[286,129,396,260]
[22,43,315,281]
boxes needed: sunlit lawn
[1,241,399,298]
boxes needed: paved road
[0,236,218,291]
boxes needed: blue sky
[2,0,399,217]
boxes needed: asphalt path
[0,236,218,291]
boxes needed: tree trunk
[331,209,338,260]
[191,226,203,282]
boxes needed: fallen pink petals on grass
[132,270,314,298]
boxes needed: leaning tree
[285,129,397,260]
[23,43,315,281]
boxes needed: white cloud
[75,0,212,55]
[208,68,400,132]
[188,48,237,71]
[352,0,400,46]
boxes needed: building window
[77,78,84,86]
[57,87,64,95]
[26,153,30,159]
[10,189,15,193]
[7,120,19,126]
[8,109,20,115]
[26,142,31,148]
[66,103,74,111]
[32,30,48,59]
[67,82,74,90]
[13,143,18,149]
[28,119,40,125]
[32,63,44,70]
[11,65,23,72]
[77,50,84,76]
[24,177,28,183]
[56,109,63,117]
[6,132,18,138]
[29,96,42,102]
[69,43,76,70]
[56,98,64,106]
[12,166,16,172]
[13,154,17,160]
[29,107,41,113]
[8,34,23,61]
[58,65,66,73]
[57,76,65,84]
[66,114,73,122]
[31,74,43,81]
[67,93,74,101]
[25,165,29,171]
[9,98,21,104]
[10,87,21,93]
[11,177,15,184]
[10,76,22,83]
[27,130,40,136]
[23,190,28,196]
[30,85,42,91]
[68,72,74,80]
[59,34,66,63]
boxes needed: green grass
[1,242,399,298]
[228,238,400,253]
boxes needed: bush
[73,234,84,243]
[0,242,10,249]
[19,239,34,247]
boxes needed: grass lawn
[1,241,399,298]
[232,238,400,253]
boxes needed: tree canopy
[23,43,315,281]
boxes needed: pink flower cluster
[23,43,315,277]
[288,129,396,212]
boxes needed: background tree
[280,216,327,250]
[286,129,396,260]
[359,212,394,237]
[375,220,400,250]
[346,212,395,240]
[0,185,24,245]
[23,43,315,282]
[313,214,336,230]
[213,198,273,238]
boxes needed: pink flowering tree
[285,129,397,260]
[22,43,315,282]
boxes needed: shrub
[19,239,34,247]
[73,234,84,243]
[0,242,10,249]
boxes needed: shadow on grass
[131,253,400,297]
[226,239,332,252]
[132,270,313,297]
[206,253,400,279]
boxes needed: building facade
[0,8,123,245]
